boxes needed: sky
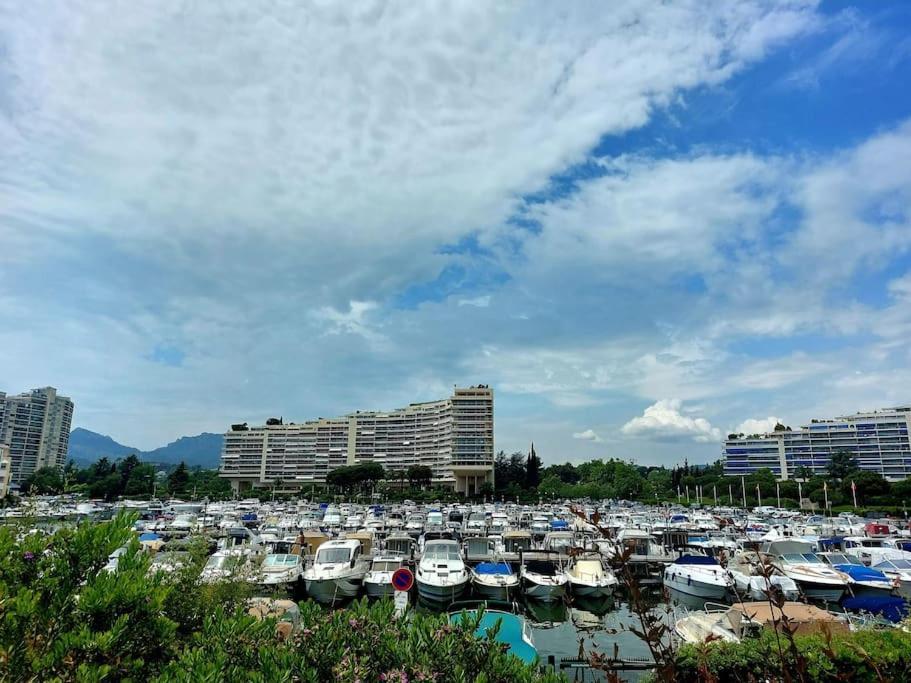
[1,1,910,466]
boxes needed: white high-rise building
[723,406,911,481]
[0,387,75,486]
[220,386,494,495]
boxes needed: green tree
[168,462,190,493]
[407,465,433,490]
[525,444,542,488]
[827,450,857,483]
[21,466,63,495]
[845,470,890,504]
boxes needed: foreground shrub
[674,626,911,682]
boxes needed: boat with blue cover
[470,561,518,600]
[664,554,733,600]
[448,602,538,664]
[817,552,896,597]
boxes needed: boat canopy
[673,554,720,566]
[842,596,908,623]
[474,562,512,575]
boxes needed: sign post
[391,567,414,618]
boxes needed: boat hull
[472,576,519,601]
[523,577,567,602]
[364,579,395,598]
[305,575,364,603]
[568,579,616,598]
[664,571,729,600]
[417,578,468,604]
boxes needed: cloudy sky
[2,1,910,465]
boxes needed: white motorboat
[416,539,469,604]
[764,540,848,602]
[873,559,911,600]
[565,556,618,598]
[304,539,369,603]
[727,550,800,601]
[470,561,519,600]
[818,552,895,597]
[199,549,254,583]
[674,603,757,644]
[364,555,407,598]
[664,555,733,600]
[255,553,304,590]
[520,553,568,602]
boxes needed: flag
[851,480,858,508]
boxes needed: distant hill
[68,428,223,468]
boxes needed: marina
[5,495,911,679]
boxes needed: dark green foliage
[327,462,387,493]
[406,464,433,490]
[827,449,857,483]
[168,461,190,493]
[674,627,911,682]
[20,466,64,494]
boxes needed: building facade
[723,406,911,481]
[220,386,494,494]
[0,445,11,499]
[0,387,75,487]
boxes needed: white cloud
[734,417,783,435]
[572,429,602,442]
[457,295,491,308]
[621,399,722,443]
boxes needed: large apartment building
[723,406,911,481]
[0,387,75,486]
[220,386,494,495]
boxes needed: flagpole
[741,476,746,509]
[686,485,690,504]
[728,484,733,506]
[713,485,718,507]
[756,483,761,508]
[851,480,857,509]
[824,481,829,515]
[776,482,780,509]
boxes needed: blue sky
[1,1,910,465]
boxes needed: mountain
[67,428,223,468]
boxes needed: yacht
[664,555,733,600]
[200,549,253,583]
[872,559,911,599]
[416,539,469,604]
[254,553,304,591]
[565,555,618,598]
[364,555,407,598]
[674,603,757,644]
[520,551,568,602]
[470,561,519,600]
[817,552,895,597]
[764,540,848,602]
[303,539,369,603]
[727,550,799,601]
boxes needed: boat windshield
[882,560,911,570]
[424,544,461,561]
[205,555,242,570]
[316,548,353,564]
[264,554,299,566]
[371,560,401,571]
[782,553,821,563]
[832,555,862,566]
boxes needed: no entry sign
[391,567,414,592]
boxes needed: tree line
[18,455,231,501]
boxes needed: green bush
[674,627,911,682]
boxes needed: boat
[764,540,848,602]
[254,553,304,591]
[729,601,849,636]
[817,551,896,597]
[872,558,911,599]
[727,550,800,601]
[364,555,407,598]
[674,603,758,644]
[565,555,618,598]
[303,539,369,603]
[199,548,254,583]
[416,539,469,604]
[664,555,732,600]
[470,561,519,600]
[520,551,568,602]
[448,602,538,664]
